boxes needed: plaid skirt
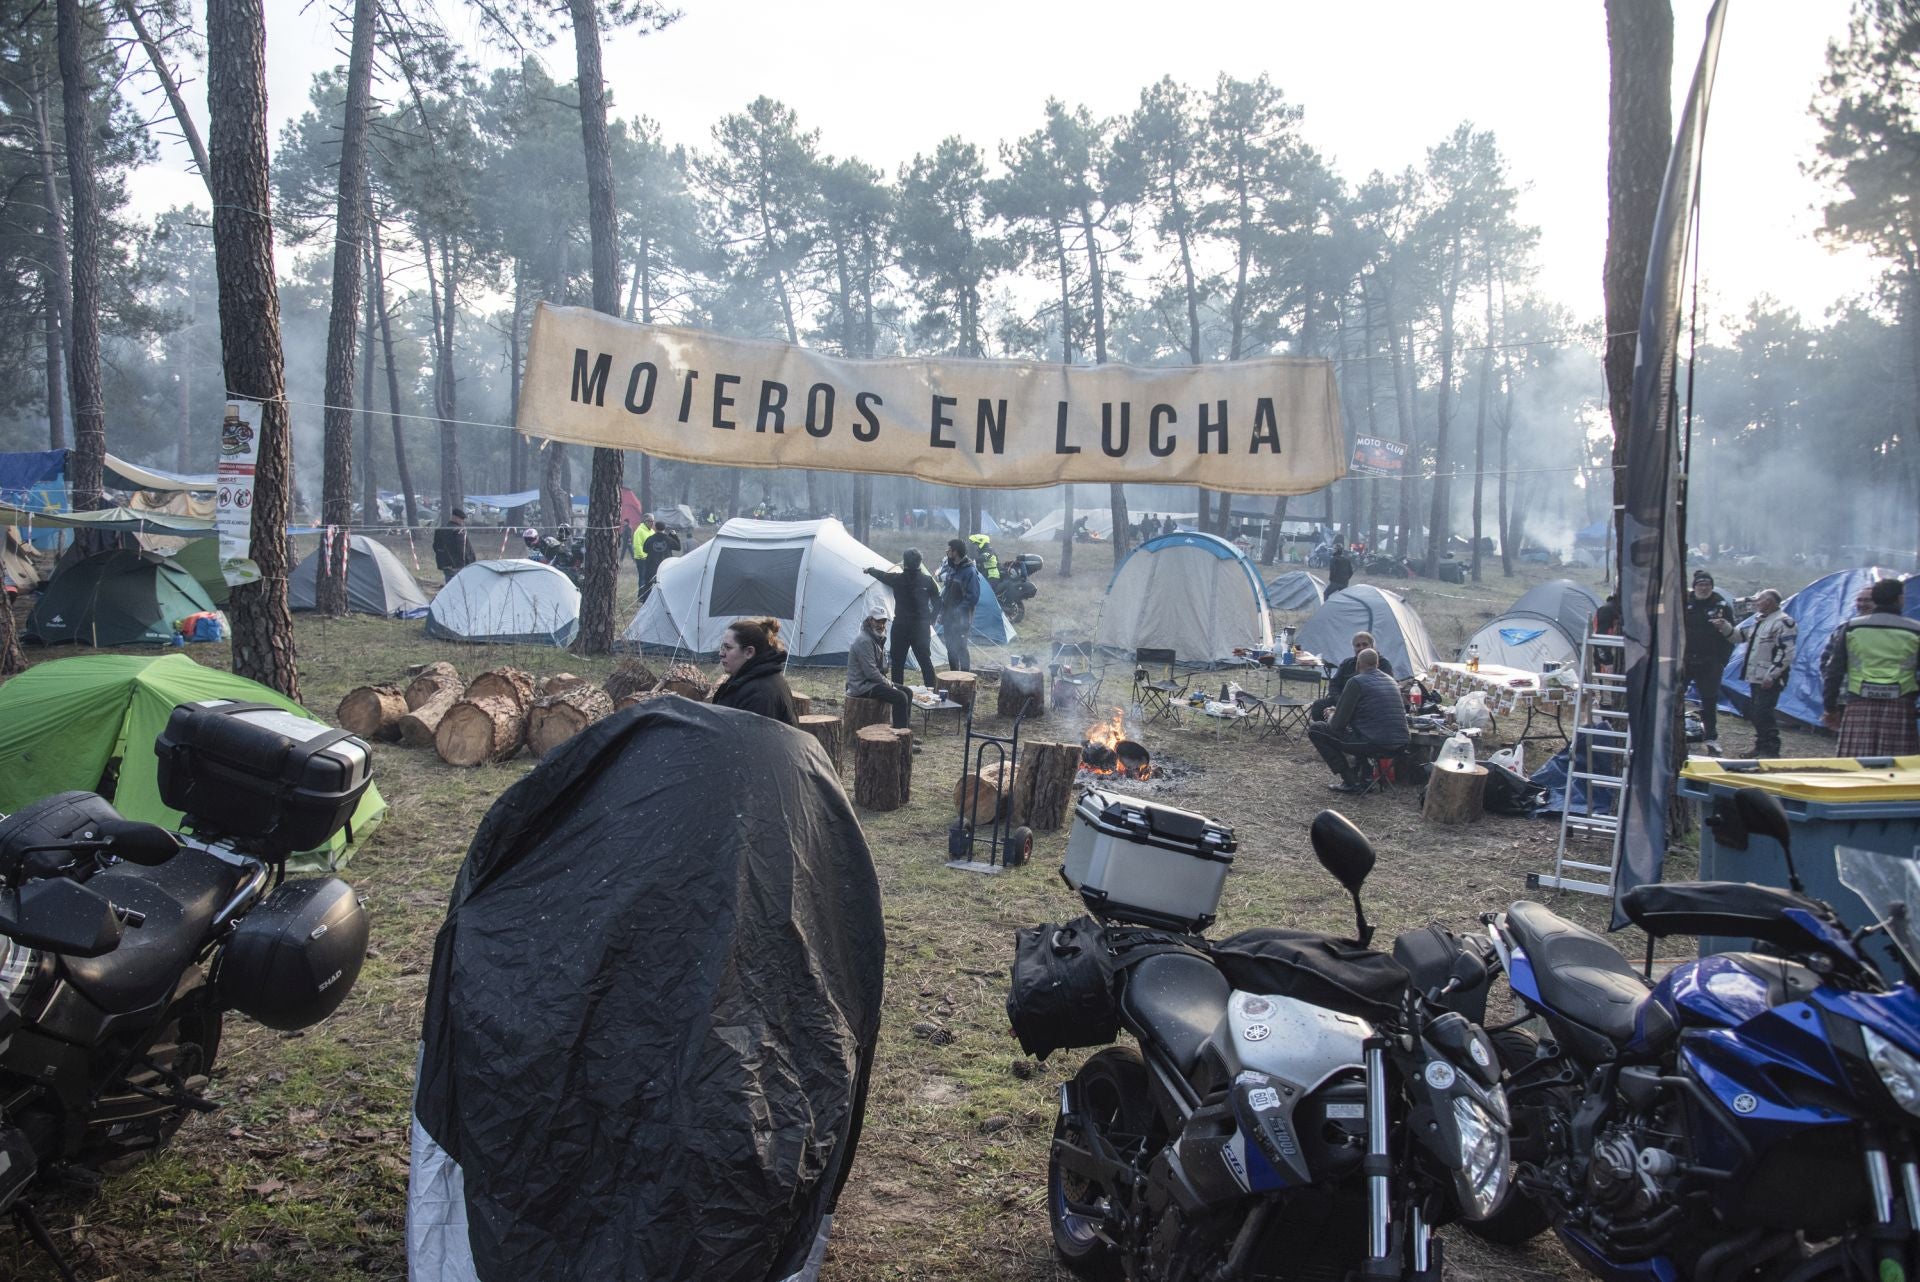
[1835,698,1920,758]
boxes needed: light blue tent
[1719,566,1912,729]
[937,563,1017,646]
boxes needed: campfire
[1081,706,1153,780]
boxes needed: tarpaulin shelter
[1265,569,1326,611]
[623,517,1004,664]
[1020,508,1195,543]
[1096,531,1273,663]
[408,697,883,1282]
[1459,580,1601,674]
[289,534,430,616]
[427,560,580,647]
[912,508,1002,536]
[25,548,216,646]
[1296,584,1439,678]
[0,654,383,872]
[1719,566,1909,728]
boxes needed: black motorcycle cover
[1205,927,1408,1024]
[412,698,885,1282]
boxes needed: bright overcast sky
[129,0,1875,327]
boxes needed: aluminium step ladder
[1533,632,1628,896]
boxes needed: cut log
[853,725,907,811]
[954,760,1017,826]
[792,692,813,717]
[655,662,712,701]
[435,694,527,766]
[404,661,461,710]
[798,714,844,770]
[937,671,977,710]
[893,727,914,802]
[1423,763,1488,825]
[543,672,592,696]
[603,658,660,703]
[997,665,1045,720]
[465,666,536,714]
[843,695,892,737]
[527,685,615,757]
[1017,740,1084,832]
[398,685,464,748]
[337,684,405,742]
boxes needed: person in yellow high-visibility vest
[1822,577,1919,757]
[630,516,654,596]
[967,532,999,580]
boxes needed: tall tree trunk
[359,247,377,529]
[174,321,192,470]
[208,0,298,698]
[507,267,531,529]
[57,0,105,509]
[1386,305,1417,556]
[1470,268,1493,583]
[0,578,22,675]
[1079,206,1129,569]
[370,222,417,529]
[316,0,376,615]
[569,0,623,654]
[33,85,70,450]
[1424,238,1462,576]
[1605,0,1674,583]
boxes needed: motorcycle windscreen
[411,699,886,1282]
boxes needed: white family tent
[288,535,429,616]
[1265,570,1327,611]
[1020,508,1196,544]
[426,560,580,647]
[1458,579,1601,673]
[626,517,987,666]
[1095,532,1272,664]
[1296,584,1439,678]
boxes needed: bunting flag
[1615,0,1729,924]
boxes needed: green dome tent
[25,548,215,646]
[0,654,385,872]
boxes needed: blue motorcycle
[1467,787,1920,1281]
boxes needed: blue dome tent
[1719,566,1910,728]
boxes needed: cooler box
[1678,756,1920,971]
[1063,789,1235,932]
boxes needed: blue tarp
[1574,519,1609,545]
[464,490,542,509]
[1529,744,1616,820]
[1719,567,1911,729]
[1498,627,1547,646]
[0,450,68,549]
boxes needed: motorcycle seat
[1506,900,1650,1045]
[62,848,248,1015]
[1120,952,1230,1076]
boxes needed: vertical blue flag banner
[1614,1,1729,925]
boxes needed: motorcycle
[993,553,1042,623]
[1469,787,1920,1281]
[0,701,372,1280]
[1031,810,1515,1281]
[535,534,588,587]
[1363,554,1411,579]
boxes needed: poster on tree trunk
[1349,436,1407,478]
[214,399,262,588]
[515,304,1347,496]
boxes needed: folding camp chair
[1048,641,1105,717]
[1132,648,1189,726]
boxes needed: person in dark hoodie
[711,616,800,726]
[864,549,940,686]
[937,538,981,673]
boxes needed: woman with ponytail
[711,617,801,726]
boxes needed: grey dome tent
[1295,584,1438,678]
[1265,570,1327,611]
[409,697,883,1282]
[427,560,580,647]
[1458,580,1600,673]
[1095,531,1273,663]
[288,534,428,616]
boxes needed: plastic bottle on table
[1468,643,1481,673]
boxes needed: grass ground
[0,539,1842,1281]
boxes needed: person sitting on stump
[846,606,915,733]
[1308,648,1410,794]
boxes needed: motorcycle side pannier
[216,877,369,1030]
[1064,790,1235,932]
[156,700,372,854]
[1007,918,1117,1060]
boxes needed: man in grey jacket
[847,607,914,730]
[1741,588,1796,758]
[1306,649,1409,793]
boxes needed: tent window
[707,547,804,619]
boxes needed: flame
[1084,706,1127,752]
[1080,707,1151,779]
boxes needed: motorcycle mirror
[96,819,178,866]
[1733,788,1803,893]
[3,878,123,957]
[1311,810,1376,946]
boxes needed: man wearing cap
[1740,588,1796,758]
[433,507,475,583]
[1684,571,1737,752]
[847,606,914,731]
[1822,578,1919,757]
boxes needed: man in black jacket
[1307,649,1409,793]
[1311,631,1393,721]
[639,521,681,602]
[1684,570,1737,752]
[864,549,940,686]
[1326,544,1354,597]
[433,508,475,583]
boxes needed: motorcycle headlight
[1862,1026,1920,1119]
[1450,1095,1509,1220]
